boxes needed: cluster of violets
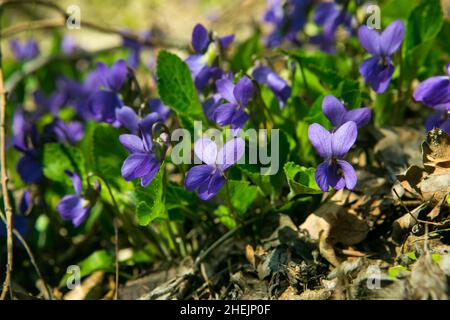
[261,0,405,94]
[263,0,357,53]
[4,0,447,233]
[7,35,170,228]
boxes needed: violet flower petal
[322,95,346,127]
[380,20,405,56]
[308,123,332,158]
[358,25,380,55]
[64,170,83,195]
[216,137,245,170]
[119,134,146,153]
[343,108,372,128]
[216,78,237,104]
[233,76,254,106]
[194,138,218,165]
[192,24,209,53]
[337,160,357,190]
[185,165,215,191]
[121,153,153,180]
[115,106,140,133]
[331,121,357,158]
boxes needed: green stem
[88,173,164,255]
[397,43,405,124]
[298,57,309,93]
[224,178,240,223]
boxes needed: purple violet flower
[116,99,170,135]
[96,59,128,93]
[19,191,32,215]
[61,35,78,55]
[322,95,371,128]
[44,118,85,145]
[425,111,450,134]
[122,30,153,68]
[116,106,161,135]
[12,109,43,184]
[58,75,100,120]
[16,149,42,184]
[9,39,39,61]
[263,0,312,47]
[252,65,291,108]
[57,170,100,227]
[185,23,234,91]
[0,214,28,238]
[413,64,450,133]
[148,98,171,122]
[213,75,255,132]
[203,93,222,121]
[310,2,355,53]
[87,59,129,124]
[33,88,68,116]
[185,137,245,200]
[358,20,405,93]
[88,91,124,124]
[119,129,162,187]
[308,121,358,192]
[413,63,450,111]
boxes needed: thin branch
[0,0,66,16]
[0,209,52,299]
[5,46,121,93]
[0,37,13,301]
[113,218,119,300]
[1,18,65,38]
[0,0,184,49]
[193,216,259,272]
[393,188,443,227]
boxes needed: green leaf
[156,51,205,122]
[213,205,237,229]
[286,50,346,88]
[59,250,114,286]
[404,0,443,81]
[284,162,322,196]
[405,0,443,51]
[166,183,196,210]
[136,201,166,226]
[239,130,291,198]
[332,80,362,109]
[295,121,316,165]
[304,95,331,128]
[134,165,166,226]
[43,143,85,185]
[381,0,420,23]
[388,265,408,278]
[218,180,258,217]
[92,124,129,189]
[231,32,262,72]
[239,163,274,196]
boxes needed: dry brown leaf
[299,190,369,266]
[408,253,448,300]
[245,244,256,268]
[279,286,331,300]
[395,129,449,229]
